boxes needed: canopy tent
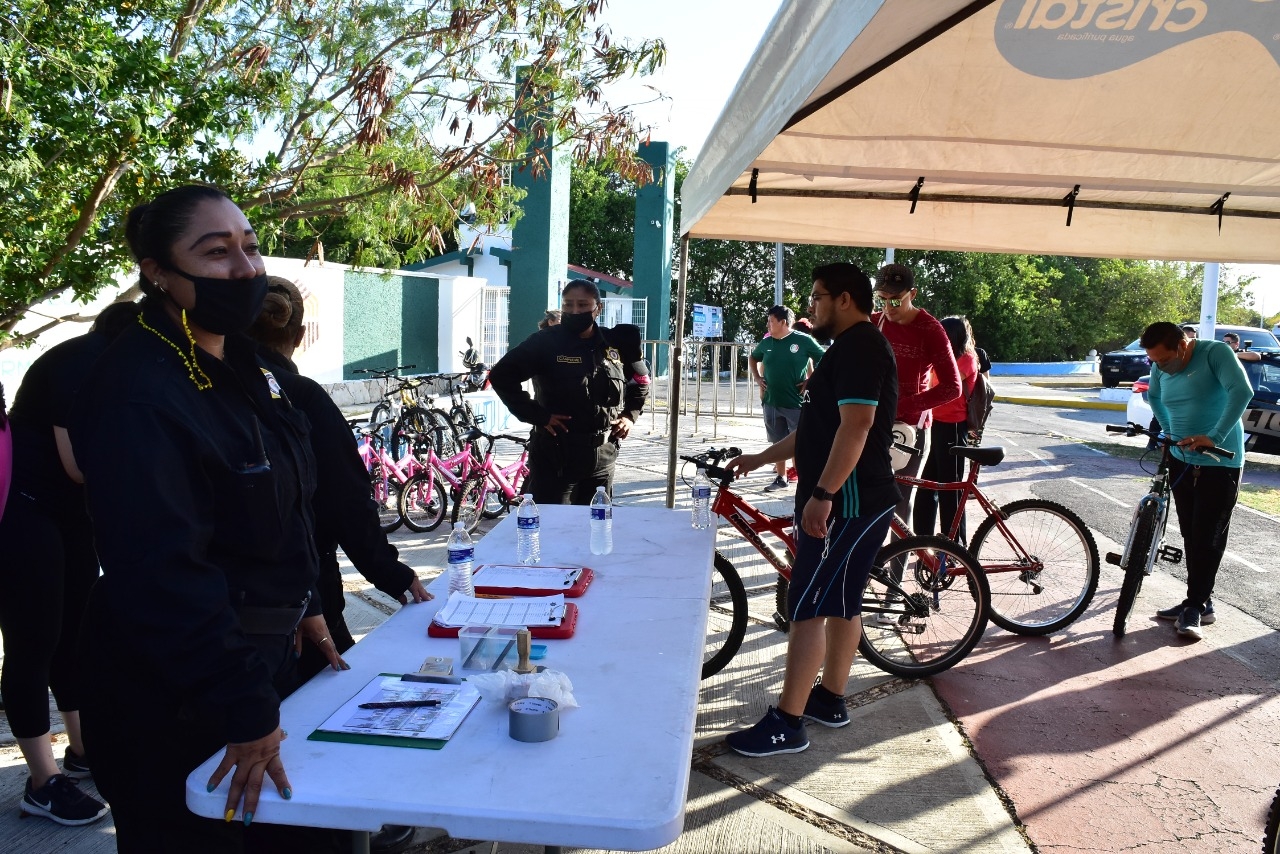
[680,0,1280,260]
[664,0,1280,503]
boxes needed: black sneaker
[20,774,108,826]
[764,475,789,492]
[725,707,809,757]
[1175,606,1203,640]
[802,687,850,729]
[1158,600,1216,625]
[62,748,91,780]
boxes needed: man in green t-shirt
[749,306,827,491]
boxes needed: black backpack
[965,371,995,445]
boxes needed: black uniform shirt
[488,323,649,433]
[258,348,414,600]
[8,330,110,512]
[794,320,901,519]
[71,305,320,743]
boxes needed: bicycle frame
[894,462,1042,578]
[710,484,795,581]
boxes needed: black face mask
[560,310,595,336]
[169,267,269,335]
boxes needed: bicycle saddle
[950,445,1005,466]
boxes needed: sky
[589,0,1280,321]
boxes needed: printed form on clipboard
[311,674,480,747]
[471,564,594,597]
[432,592,566,628]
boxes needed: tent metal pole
[666,235,691,508]
[1200,262,1220,340]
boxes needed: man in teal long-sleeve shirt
[1142,321,1253,640]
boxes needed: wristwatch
[812,485,835,501]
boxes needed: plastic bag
[466,669,578,708]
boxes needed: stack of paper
[432,592,566,628]
[471,564,583,589]
[313,674,480,744]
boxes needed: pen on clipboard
[358,699,441,710]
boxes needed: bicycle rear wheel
[450,473,486,535]
[399,473,448,533]
[971,499,1100,636]
[702,551,748,679]
[1113,503,1158,638]
[859,535,989,678]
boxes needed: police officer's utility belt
[559,430,610,448]
[235,593,310,636]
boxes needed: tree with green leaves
[0,0,665,349]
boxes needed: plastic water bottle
[516,494,541,564]
[447,522,475,597]
[691,468,712,529]
[590,486,613,555]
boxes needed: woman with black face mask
[69,185,347,852]
[488,281,650,505]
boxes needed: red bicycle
[680,447,989,680]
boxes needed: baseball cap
[875,263,915,295]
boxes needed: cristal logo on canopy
[995,0,1280,79]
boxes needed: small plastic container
[458,625,521,672]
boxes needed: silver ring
[319,637,330,645]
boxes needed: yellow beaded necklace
[137,309,213,391]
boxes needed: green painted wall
[508,68,569,342]
[342,271,440,378]
[633,141,675,374]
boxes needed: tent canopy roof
[680,0,1280,262]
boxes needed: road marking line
[1069,477,1130,508]
[1225,550,1267,573]
[1236,503,1279,523]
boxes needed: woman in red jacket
[913,315,980,543]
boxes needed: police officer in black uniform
[70,186,345,852]
[488,281,650,505]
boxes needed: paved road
[981,401,1280,651]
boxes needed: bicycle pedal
[1105,552,1122,567]
[1157,545,1183,564]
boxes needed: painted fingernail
[207,782,216,793]
[283,787,293,800]
[225,808,235,822]
[244,811,254,827]
[341,661,351,670]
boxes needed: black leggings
[1168,458,1241,609]
[0,494,99,739]
[913,421,969,543]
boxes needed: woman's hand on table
[399,578,432,605]
[208,726,290,826]
[295,614,348,671]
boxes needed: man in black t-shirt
[724,263,899,757]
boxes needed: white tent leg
[666,236,691,508]
[1200,262,1220,339]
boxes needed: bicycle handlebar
[353,365,416,378]
[678,447,742,487]
[1105,422,1234,460]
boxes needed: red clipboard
[427,603,578,639]
[472,565,595,598]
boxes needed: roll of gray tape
[509,697,559,742]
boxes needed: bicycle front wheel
[1264,787,1280,854]
[399,473,448,533]
[702,551,748,679]
[370,463,402,534]
[859,535,989,678]
[971,499,1100,636]
[1113,503,1158,638]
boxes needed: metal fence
[642,339,759,439]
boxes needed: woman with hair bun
[247,276,430,683]
[70,185,345,851]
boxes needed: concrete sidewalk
[8,394,1277,852]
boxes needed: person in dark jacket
[0,301,139,828]
[70,185,345,852]
[487,281,649,504]
[247,275,430,681]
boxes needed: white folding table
[187,505,714,853]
